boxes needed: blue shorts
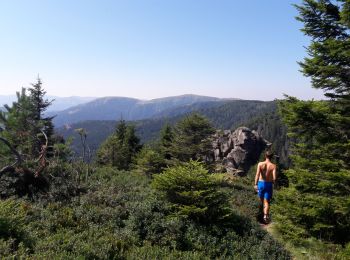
[258,181,273,201]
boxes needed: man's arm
[272,166,277,183]
[254,163,261,190]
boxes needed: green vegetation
[56,100,277,156]
[152,160,232,224]
[170,113,215,163]
[3,2,349,258]
[96,119,142,170]
[134,124,174,176]
[0,81,292,258]
[134,114,216,176]
[0,78,59,176]
[272,0,350,258]
[245,103,290,168]
[0,166,291,259]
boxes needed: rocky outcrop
[211,127,271,176]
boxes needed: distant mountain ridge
[51,94,236,127]
[47,96,97,112]
[57,100,275,155]
[0,95,96,112]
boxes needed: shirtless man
[254,151,277,224]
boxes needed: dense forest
[245,104,290,168]
[57,100,277,157]
[1,0,350,259]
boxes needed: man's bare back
[256,161,276,183]
[254,151,277,224]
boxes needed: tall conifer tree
[97,119,142,170]
[159,123,174,161]
[171,113,215,163]
[28,77,55,157]
[0,78,58,173]
[274,0,350,245]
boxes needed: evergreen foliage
[152,160,232,224]
[0,80,77,201]
[134,146,165,175]
[295,0,350,101]
[170,113,215,163]
[0,88,34,159]
[0,168,291,259]
[134,124,174,175]
[0,79,57,165]
[57,100,278,156]
[96,119,142,170]
[134,114,215,174]
[27,77,55,157]
[159,123,174,162]
[0,79,293,258]
[274,98,350,245]
[273,0,350,251]
[245,103,290,167]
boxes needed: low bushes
[0,164,291,259]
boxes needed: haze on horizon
[0,0,325,101]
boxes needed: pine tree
[134,124,174,175]
[295,0,350,132]
[0,88,35,157]
[0,78,55,160]
[159,123,174,161]
[115,119,127,141]
[273,0,350,245]
[0,79,62,176]
[171,113,215,164]
[134,146,164,175]
[96,120,142,170]
[27,77,55,157]
[152,160,232,224]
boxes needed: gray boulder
[211,127,271,175]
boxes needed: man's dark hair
[265,150,274,160]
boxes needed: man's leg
[263,199,270,216]
[257,181,265,222]
[263,183,273,223]
[263,199,270,223]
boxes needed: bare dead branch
[34,128,49,177]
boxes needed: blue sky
[0,0,324,100]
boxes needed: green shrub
[0,166,291,259]
[0,199,33,251]
[152,160,232,224]
[126,244,208,260]
[134,147,165,175]
[33,227,129,259]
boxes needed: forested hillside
[1,1,349,259]
[0,82,291,259]
[51,95,226,127]
[244,104,290,167]
[57,100,277,155]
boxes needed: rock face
[211,127,271,175]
